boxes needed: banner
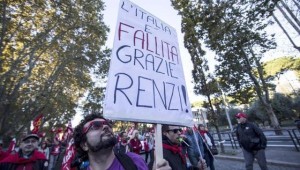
[61,138,75,170]
[32,114,43,134]
[104,0,193,126]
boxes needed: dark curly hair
[73,113,105,159]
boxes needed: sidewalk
[215,147,300,168]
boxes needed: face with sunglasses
[81,118,117,152]
[163,126,182,144]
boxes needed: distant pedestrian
[145,132,155,170]
[235,112,268,170]
[129,130,142,154]
[198,124,216,170]
[185,127,204,169]
[39,141,50,160]
[114,131,130,154]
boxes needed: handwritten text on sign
[104,0,193,126]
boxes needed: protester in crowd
[39,141,50,160]
[114,131,130,154]
[235,112,268,170]
[0,140,9,161]
[185,127,205,169]
[73,113,171,170]
[54,142,67,170]
[0,139,9,161]
[198,124,216,170]
[146,131,155,170]
[143,133,150,163]
[48,137,61,170]
[129,130,142,154]
[162,124,207,170]
[0,133,48,170]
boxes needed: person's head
[20,134,39,155]
[119,131,128,141]
[235,112,247,124]
[132,130,139,139]
[74,114,116,157]
[198,124,206,131]
[162,125,182,144]
[186,127,193,135]
[41,141,47,149]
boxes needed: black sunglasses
[167,129,182,133]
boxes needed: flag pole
[154,124,163,162]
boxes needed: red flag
[193,124,198,131]
[61,138,76,170]
[32,114,43,134]
[63,121,73,142]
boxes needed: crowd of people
[0,112,268,170]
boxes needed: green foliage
[271,93,295,122]
[292,95,300,117]
[264,56,300,79]
[0,0,109,135]
[247,93,296,125]
[171,0,282,129]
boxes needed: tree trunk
[264,103,283,135]
[276,3,300,35]
[272,14,300,51]
[240,49,282,135]
[292,0,300,10]
[280,1,300,27]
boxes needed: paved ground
[140,146,300,169]
[214,159,299,170]
[213,146,300,170]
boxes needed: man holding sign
[104,0,193,126]
[104,0,195,168]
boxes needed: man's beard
[87,133,117,152]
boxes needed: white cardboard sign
[104,0,193,126]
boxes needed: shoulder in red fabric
[0,150,46,164]
[0,153,19,163]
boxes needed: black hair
[161,124,170,132]
[119,131,126,138]
[73,113,105,159]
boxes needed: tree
[273,0,300,51]
[271,93,295,124]
[0,0,109,137]
[171,0,283,133]
[263,56,300,79]
[82,48,111,115]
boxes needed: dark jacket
[114,142,129,154]
[162,135,187,170]
[236,121,267,152]
[185,131,204,167]
[0,149,48,170]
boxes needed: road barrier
[212,128,300,152]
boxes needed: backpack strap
[115,153,138,170]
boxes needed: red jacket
[129,138,142,154]
[0,149,48,170]
[144,140,149,152]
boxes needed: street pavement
[214,146,300,170]
[214,159,299,170]
[139,146,300,170]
